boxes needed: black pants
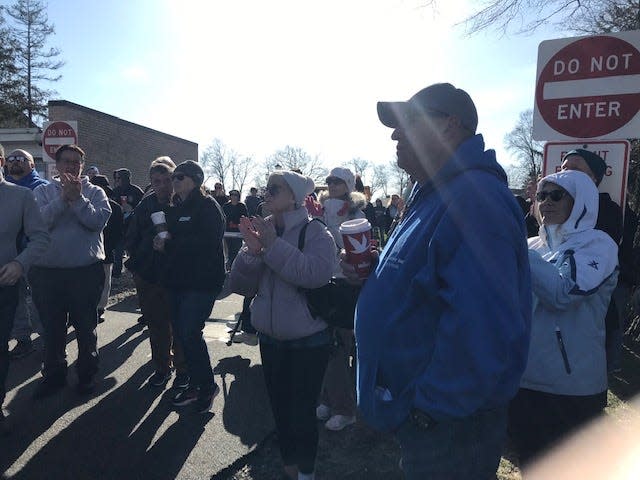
[508,388,607,466]
[0,285,19,407]
[29,263,104,382]
[239,296,256,334]
[260,341,329,474]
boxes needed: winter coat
[355,134,531,431]
[228,206,335,340]
[318,191,366,250]
[524,170,618,396]
[124,193,170,283]
[161,190,226,292]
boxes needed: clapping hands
[239,216,277,254]
[60,173,82,203]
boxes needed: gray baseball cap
[377,83,478,133]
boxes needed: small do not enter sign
[42,121,78,162]
[534,32,640,140]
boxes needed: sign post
[42,121,78,162]
[543,140,630,208]
[533,31,640,141]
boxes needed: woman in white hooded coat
[508,170,618,465]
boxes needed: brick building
[47,100,198,186]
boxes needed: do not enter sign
[533,31,640,140]
[42,120,78,162]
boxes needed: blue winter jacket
[7,170,49,190]
[355,134,532,432]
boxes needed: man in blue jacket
[355,83,531,479]
[4,149,48,359]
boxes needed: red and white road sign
[542,140,630,208]
[533,31,640,141]
[42,121,78,162]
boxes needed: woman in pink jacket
[229,170,335,480]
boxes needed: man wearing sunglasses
[4,149,49,360]
[354,83,531,479]
[0,144,49,430]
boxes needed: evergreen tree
[0,7,24,127]
[6,0,64,126]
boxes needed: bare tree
[388,158,410,197]
[504,109,544,187]
[263,145,328,185]
[459,0,640,35]
[371,163,391,198]
[6,0,64,125]
[230,156,254,194]
[200,138,235,189]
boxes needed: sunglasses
[6,155,28,163]
[171,173,186,181]
[536,190,568,202]
[326,177,345,186]
[266,184,282,196]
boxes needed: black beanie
[563,149,606,186]
[174,160,204,187]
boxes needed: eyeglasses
[6,155,28,163]
[266,184,282,196]
[536,190,568,202]
[326,177,345,186]
[172,173,186,181]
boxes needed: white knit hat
[271,171,315,206]
[327,167,355,193]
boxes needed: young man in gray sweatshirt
[29,144,112,398]
[0,144,49,427]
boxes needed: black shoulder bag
[298,219,360,329]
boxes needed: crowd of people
[0,80,636,480]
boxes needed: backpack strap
[297,218,327,251]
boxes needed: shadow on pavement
[609,340,640,401]
[215,355,273,448]
[2,324,149,475]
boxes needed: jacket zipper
[555,326,572,374]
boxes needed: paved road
[2,289,273,480]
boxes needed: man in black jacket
[112,168,144,277]
[125,158,188,389]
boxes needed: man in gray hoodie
[30,144,111,398]
[0,143,49,427]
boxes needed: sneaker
[325,414,356,431]
[232,332,258,346]
[148,370,172,387]
[172,386,199,407]
[172,373,190,390]
[33,376,66,399]
[195,384,220,413]
[316,404,331,421]
[9,340,34,360]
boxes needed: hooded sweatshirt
[355,134,531,431]
[6,169,49,190]
[524,170,618,396]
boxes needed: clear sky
[7,0,567,172]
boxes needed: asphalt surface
[2,290,273,480]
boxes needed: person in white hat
[315,167,366,431]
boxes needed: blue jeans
[170,290,218,392]
[396,407,507,480]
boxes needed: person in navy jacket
[354,84,532,479]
